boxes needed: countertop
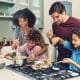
[0,68,30,80]
[0,68,80,80]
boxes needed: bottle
[15,46,23,66]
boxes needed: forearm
[35,45,47,56]
[72,62,80,70]
[36,38,47,56]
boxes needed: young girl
[51,28,80,72]
[17,29,47,62]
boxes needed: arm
[29,46,41,61]
[18,43,27,53]
[51,37,64,46]
[46,30,64,46]
[63,58,80,70]
[46,30,55,44]
[72,62,80,70]
[35,38,47,56]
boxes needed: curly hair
[26,29,42,45]
[12,8,36,28]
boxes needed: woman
[12,8,47,57]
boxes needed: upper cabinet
[28,0,44,29]
[0,0,44,28]
[0,0,15,18]
[15,0,28,10]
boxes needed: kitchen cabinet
[0,0,15,18]
[0,18,15,40]
[28,0,44,29]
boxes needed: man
[46,1,80,68]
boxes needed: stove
[6,62,80,80]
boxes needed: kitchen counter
[0,68,80,80]
[0,68,30,80]
[67,76,80,80]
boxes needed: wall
[72,0,80,18]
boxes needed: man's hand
[46,30,54,39]
[51,37,61,46]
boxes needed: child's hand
[62,58,74,64]
[28,53,36,61]
[51,37,61,46]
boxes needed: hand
[28,53,36,61]
[46,30,53,39]
[51,37,60,46]
[62,58,74,64]
[12,39,20,49]
[13,39,19,46]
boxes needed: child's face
[72,33,80,48]
[27,40,36,49]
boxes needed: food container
[32,60,49,70]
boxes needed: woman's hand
[12,39,20,49]
[62,58,74,64]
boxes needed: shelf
[19,2,28,6]
[0,0,15,6]
[0,15,13,19]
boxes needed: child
[51,29,80,71]
[17,29,47,62]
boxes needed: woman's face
[18,17,28,28]
[72,33,80,48]
[27,40,36,49]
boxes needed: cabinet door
[0,18,15,40]
[62,1,72,16]
[29,0,44,29]
[15,0,28,10]
[0,0,15,17]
